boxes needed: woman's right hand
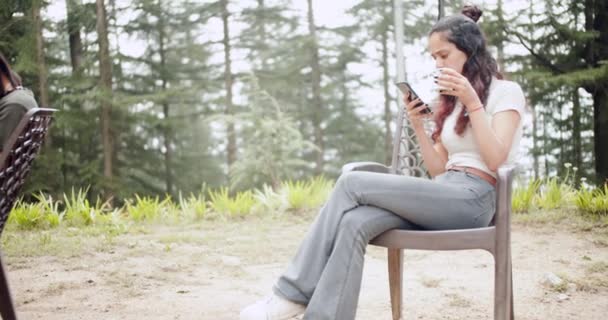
[403,94,431,130]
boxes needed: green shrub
[125,195,173,222]
[282,176,333,211]
[512,179,541,213]
[253,184,288,214]
[63,189,108,226]
[306,176,333,208]
[178,193,207,221]
[535,177,574,210]
[8,194,62,230]
[575,185,608,217]
[8,202,44,230]
[208,188,256,217]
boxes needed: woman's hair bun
[461,4,482,23]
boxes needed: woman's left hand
[435,67,482,110]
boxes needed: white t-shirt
[440,78,526,178]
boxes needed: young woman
[240,5,525,320]
[0,52,39,156]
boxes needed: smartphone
[395,82,432,114]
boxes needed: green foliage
[512,179,542,213]
[208,188,256,218]
[124,195,174,222]
[283,176,333,211]
[283,180,312,211]
[511,169,608,218]
[222,74,316,191]
[7,193,62,230]
[252,184,288,215]
[534,177,575,210]
[63,189,108,226]
[8,202,48,230]
[575,185,608,217]
[177,193,207,221]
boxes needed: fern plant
[512,179,542,213]
[208,188,256,217]
[535,177,574,210]
[575,185,608,217]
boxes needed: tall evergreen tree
[96,0,115,199]
[507,0,607,184]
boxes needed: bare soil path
[3,212,608,319]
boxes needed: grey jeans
[273,170,496,320]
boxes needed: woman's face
[428,31,468,73]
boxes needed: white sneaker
[240,294,306,320]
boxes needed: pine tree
[506,0,601,183]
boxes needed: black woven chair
[0,108,56,320]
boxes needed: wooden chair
[0,108,56,320]
[342,115,516,319]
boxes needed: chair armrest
[494,164,518,235]
[342,161,390,174]
[497,165,517,184]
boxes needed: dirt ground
[3,212,608,320]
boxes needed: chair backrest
[0,108,56,235]
[389,101,429,177]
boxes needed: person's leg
[303,205,415,320]
[299,171,495,320]
[273,172,420,304]
[247,170,494,320]
[337,170,496,230]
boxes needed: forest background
[1,0,606,203]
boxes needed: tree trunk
[438,0,445,20]
[542,112,549,178]
[221,0,237,174]
[593,88,608,185]
[66,0,83,76]
[528,0,538,180]
[572,89,582,179]
[495,0,506,72]
[590,0,608,185]
[559,96,565,172]
[381,23,392,166]
[32,1,49,108]
[157,0,173,196]
[65,0,84,191]
[257,0,267,69]
[96,0,114,198]
[307,0,324,174]
[531,105,539,180]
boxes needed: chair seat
[370,226,496,253]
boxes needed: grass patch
[157,233,206,245]
[513,209,570,225]
[208,188,256,218]
[512,179,541,213]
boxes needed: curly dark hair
[430,5,503,142]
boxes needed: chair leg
[494,251,510,320]
[509,258,514,320]
[387,248,403,320]
[0,253,17,320]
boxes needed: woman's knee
[338,209,384,242]
[335,171,366,198]
[339,208,406,242]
